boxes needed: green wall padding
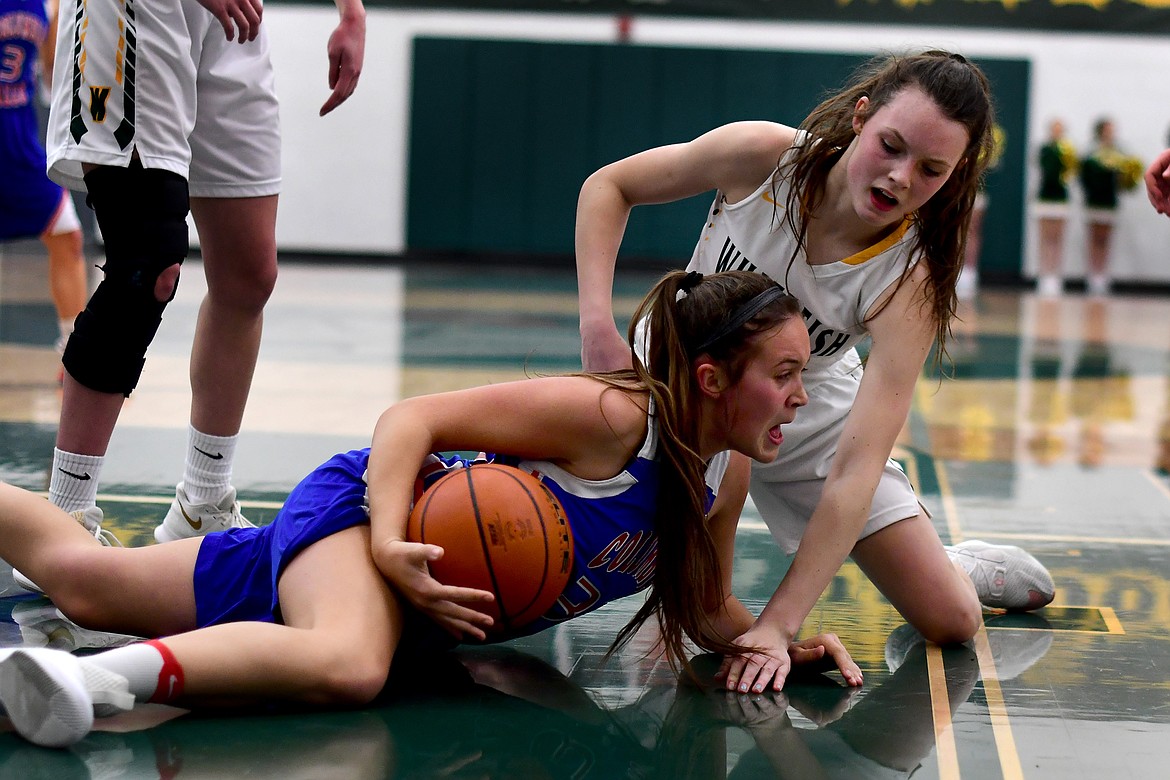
[408,39,1029,277]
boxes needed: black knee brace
[63,161,190,396]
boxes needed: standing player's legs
[1037,214,1066,297]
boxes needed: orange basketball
[406,463,573,632]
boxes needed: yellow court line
[932,458,965,544]
[972,624,1025,780]
[1098,606,1126,635]
[926,643,962,780]
[959,530,1170,547]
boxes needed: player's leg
[155,18,281,542]
[0,483,199,638]
[851,512,982,645]
[0,525,399,748]
[39,193,88,354]
[165,524,397,705]
[48,162,189,517]
[152,195,278,542]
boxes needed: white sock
[85,644,164,703]
[56,319,74,355]
[182,427,237,505]
[49,449,103,512]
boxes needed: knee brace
[63,162,190,396]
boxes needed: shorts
[0,141,67,239]
[45,0,281,198]
[192,449,372,627]
[749,458,924,555]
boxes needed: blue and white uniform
[191,411,730,643]
[686,141,923,553]
[0,0,77,239]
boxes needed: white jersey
[687,160,920,483]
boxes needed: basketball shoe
[12,601,141,652]
[0,648,134,748]
[154,483,254,543]
[945,540,1055,611]
[13,507,121,594]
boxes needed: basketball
[406,463,573,632]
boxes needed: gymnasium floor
[0,240,1168,778]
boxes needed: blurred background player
[1078,117,1142,296]
[0,0,88,372]
[1033,118,1077,297]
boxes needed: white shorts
[1084,207,1117,226]
[46,192,81,236]
[749,458,924,555]
[45,0,281,198]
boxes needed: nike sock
[49,448,103,512]
[88,640,185,704]
[182,427,237,505]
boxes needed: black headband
[694,286,787,354]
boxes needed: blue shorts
[192,449,372,627]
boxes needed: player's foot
[155,483,254,543]
[13,507,120,594]
[0,648,133,748]
[946,540,1055,611]
[12,601,141,652]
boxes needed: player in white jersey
[576,50,1055,694]
[29,0,365,564]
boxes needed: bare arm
[39,0,58,84]
[721,264,935,692]
[365,377,645,638]
[576,122,799,371]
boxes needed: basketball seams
[465,467,510,630]
[492,465,553,622]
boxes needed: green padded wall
[408,39,1029,277]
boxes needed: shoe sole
[0,651,93,747]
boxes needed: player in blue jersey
[0,0,87,361]
[0,270,861,749]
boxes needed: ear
[852,96,869,135]
[696,361,728,398]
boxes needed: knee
[917,600,982,646]
[208,259,277,314]
[311,645,391,706]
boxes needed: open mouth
[871,187,898,209]
[768,425,784,446]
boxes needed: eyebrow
[885,129,956,169]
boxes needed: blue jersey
[0,0,66,239]
[191,415,730,642]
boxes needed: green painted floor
[1,241,1168,778]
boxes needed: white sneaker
[155,482,254,543]
[1087,274,1111,297]
[13,507,121,594]
[12,601,141,652]
[0,648,133,748]
[946,540,1055,611]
